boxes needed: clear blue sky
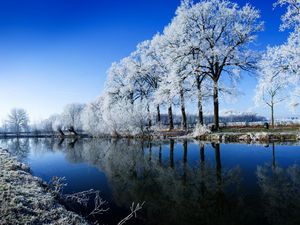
[0,0,292,122]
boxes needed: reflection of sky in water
[1,138,300,225]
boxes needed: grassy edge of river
[194,131,300,143]
[0,148,89,225]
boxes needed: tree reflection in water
[257,143,300,225]
[2,138,300,225]
[62,139,246,225]
[0,138,30,160]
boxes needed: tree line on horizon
[0,106,267,135]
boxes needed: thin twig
[118,201,145,225]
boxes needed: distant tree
[50,114,65,136]
[40,117,55,134]
[255,47,289,128]
[7,108,29,135]
[81,97,107,136]
[0,120,9,134]
[62,103,85,131]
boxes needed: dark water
[1,138,300,225]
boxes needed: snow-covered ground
[0,148,88,225]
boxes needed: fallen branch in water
[64,189,94,207]
[118,201,145,225]
[88,191,110,217]
[49,176,144,225]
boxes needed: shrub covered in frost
[192,124,211,137]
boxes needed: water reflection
[1,138,30,160]
[1,138,300,225]
[257,143,300,225]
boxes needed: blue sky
[0,0,293,122]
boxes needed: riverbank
[196,131,300,142]
[1,126,300,143]
[0,148,89,225]
[151,127,300,143]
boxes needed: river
[1,138,300,225]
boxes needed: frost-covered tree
[138,39,167,124]
[103,55,154,135]
[50,114,65,135]
[7,108,29,134]
[257,0,300,122]
[158,6,194,130]
[62,103,85,131]
[40,118,55,134]
[273,0,300,109]
[255,47,289,128]
[101,96,150,136]
[106,58,138,106]
[275,0,300,30]
[275,0,300,78]
[168,0,263,130]
[151,34,176,130]
[154,72,176,130]
[153,0,212,127]
[0,120,9,134]
[81,97,107,136]
[125,41,162,127]
[193,76,212,125]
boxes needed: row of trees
[82,0,265,135]
[0,104,85,135]
[255,0,300,128]
[0,105,266,136]
[40,0,299,136]
[34,103,85,135]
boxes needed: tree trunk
[180,89,187,130]
[213,80,219,130]
[271,103,275,129]
[156,105,161,124]
[16,126,20,137]
[197,78,204,125]
[129,92,134,105]
[168,105,174,131]
[68,126,78,136]
[147,104,152,128]
[58,128,65,137]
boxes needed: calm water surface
[1,138,300,225]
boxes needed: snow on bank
[0,148,88,225]
[195,132,300,143]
